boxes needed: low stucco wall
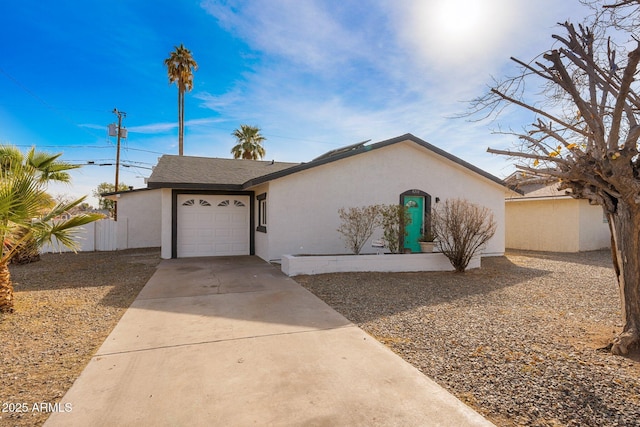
[281,253,480,276]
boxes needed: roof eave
[147,182,244,191]
[244,133,511,191]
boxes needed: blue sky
[1,0,587,206]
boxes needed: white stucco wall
[256,141,506,261]
[115,189,162,249]
[160,188,173,259]
[252,183,270,260]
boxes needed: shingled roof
[147,156,299,190]
[145,134,509,191]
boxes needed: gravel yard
[2,248,639,426]
[296,250,640,427]
[0,248,160,427]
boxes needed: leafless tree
[471,1,640,354]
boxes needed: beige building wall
[506,197,610,252]
[506,198,580,252]
[578,200,610,251]
[261,141,507,262]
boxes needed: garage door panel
[231,213,246,224]
[231,228,246,238]
[196,212,215,221]
[177,195,249,257]
[215,228,231,238]
[215,212,231,222]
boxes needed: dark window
[257,193,267,233]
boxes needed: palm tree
[0,146,81,264]
[0,153,103,313]
[0,145,79,183]
[164,43,198,156]
[231,125,267,160]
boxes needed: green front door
[404,196,424,253]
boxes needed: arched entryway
[400,189,432,253]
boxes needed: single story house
[505,177,610,252]
[109,134,514,262]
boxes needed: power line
[11,144,114,149]
[78,162,153,170]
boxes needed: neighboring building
[110,134,514,262]
[505,176,610,252]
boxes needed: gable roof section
[147,156,299,190]
[243,133,508,189]
[506,181,573,201]
[145,134,510,192]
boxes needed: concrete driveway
[45,256,493,427]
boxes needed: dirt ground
[0,248,160,427]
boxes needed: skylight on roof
[312,140,371,162]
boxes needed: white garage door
[177,194,250,257]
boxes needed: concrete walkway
[45,256,493,427]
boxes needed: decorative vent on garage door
[216,200,245,207]
[182,199,213,207]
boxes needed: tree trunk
[9,230,41,265]
[0,261,14,313]
[178,89,184,156]
[608,200,640,355]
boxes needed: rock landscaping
[296,250,640,427]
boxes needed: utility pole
[111,108,126,221]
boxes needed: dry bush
[432,198,496,272]
[337,206,381,254]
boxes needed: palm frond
[33,213,105,252]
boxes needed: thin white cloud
[197,0,587,177]
[202,0,375,72]
[126,118,222,134]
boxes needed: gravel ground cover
[0,248,160,427]
[296,250,640,427]
[2,248,638,426]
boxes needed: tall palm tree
[164,43,198,156]
[231,125,267,160]
[0,153,103,313]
